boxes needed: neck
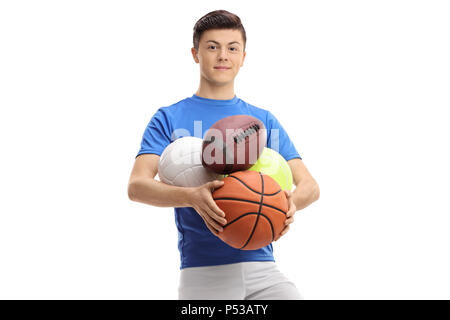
[195,77,235,100]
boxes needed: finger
[286,209,293,218]
[201,207,224,232]
[205,222,219,237]
[208,198,226,217]
[280,225,290,236]
[205,204,227,227]
[274,229,283,241]
[286,208,296,218]
[207,200,227,222]
[275,224,290,241]
[209,180,225,191]
[195,206,222,233]
[284,189,291,198]
[285,216,294,225]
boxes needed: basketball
[247,147,293,191]
[202,115,267,174]
[212,170,288,250]
[158,136,223,187]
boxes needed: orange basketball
[212,170,288,250]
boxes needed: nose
[217,48,229,61]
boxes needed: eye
[208,45,217,50]
[229,47,237,51]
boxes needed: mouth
[214,67,231,70]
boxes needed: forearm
[128,177,192,208]
[291,178,320,211]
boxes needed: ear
[241,51,246,67]
[191,47,199,63]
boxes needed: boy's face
[192,29,246,86]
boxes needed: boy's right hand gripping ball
[202,115,267,175]
[212,170,288,250]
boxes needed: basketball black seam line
[240,172,264,249]
[222,212,275,242]
[227,174,281,196]
[260,213,275,242]
[213,197,286,216]
[223,212,259,228]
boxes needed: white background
[1,0,449,299]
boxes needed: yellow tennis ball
[247,147,293,191]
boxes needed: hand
[275,189,296,241]
[188,180,227,236]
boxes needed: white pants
[178,261,303,300]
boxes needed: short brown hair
[193,10,246,52]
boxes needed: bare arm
[275,158,320,240]
[127,153,193,207]
[288,158,320,211]
[127,153,227,235]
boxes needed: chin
[210,79,233,86]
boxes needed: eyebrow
[206,40,241,46]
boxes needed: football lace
[233,123,261,144]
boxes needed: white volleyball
[158,136,223,187]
